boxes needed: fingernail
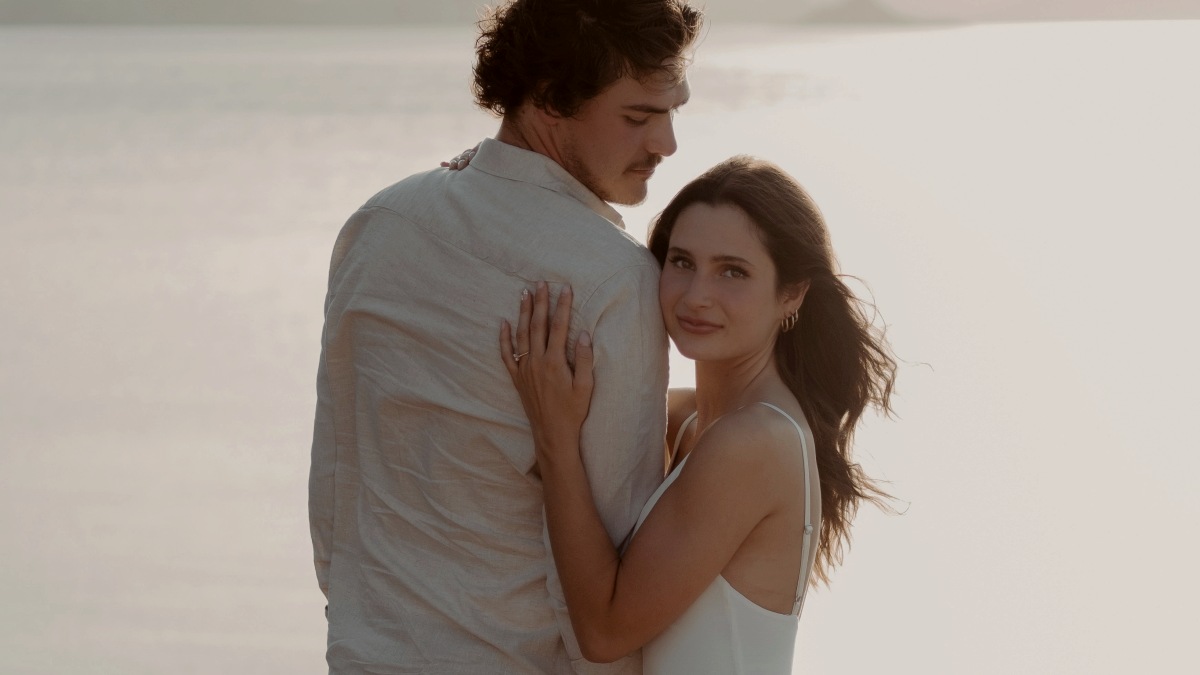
[579,331,591,346]
[537,280,546,291]
[564,285,572,296]
[521,288,529,300]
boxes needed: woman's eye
[721,267,748,279]
[667,255,693,270]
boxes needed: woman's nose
[680,275,712,309]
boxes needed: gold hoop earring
[781,310,799,333]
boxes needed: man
[309,1,703,673]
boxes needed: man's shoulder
[352,164,592,231]
[337,165,660,293]
[356,166,446,215]
[402,172,651,245]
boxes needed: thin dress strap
[621,412,698,555]
[670,411,699,462]
[755,402,816,617]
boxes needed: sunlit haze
[1,3,1197,673]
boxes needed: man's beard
[560,144,650,207]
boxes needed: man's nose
[649,116,678,158]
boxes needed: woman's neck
[692,350,782,427]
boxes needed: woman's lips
[677,316,720,334]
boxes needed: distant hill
[0,0,921,25]
[0,0,493,24]
[802,0,922,23]
[3,0,1192,25]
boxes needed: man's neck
[494,117,531,151]
[494,107,565,167]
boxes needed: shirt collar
[470,138,626,230]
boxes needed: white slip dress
[631,402,818,675]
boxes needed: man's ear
[531,85,565,127]
[534,103,563,127]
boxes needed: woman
[500,156,896,673]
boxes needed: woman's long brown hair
[648,156,897,585]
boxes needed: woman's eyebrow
[712,254,755,267]
[668,247,756,267]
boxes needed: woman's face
[658,202,791,363]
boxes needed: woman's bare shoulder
[664,404,807,526]
[691,403,809,477]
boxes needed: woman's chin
[669,340,711,362]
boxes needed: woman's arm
[500,284,784,662]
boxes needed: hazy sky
[3,11,1198,675]
[2,0,1198,23]
[889,0,1200,19]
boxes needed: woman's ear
[783,279,811,317]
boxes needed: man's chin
[607,182,649,207]
[610,195,648,207]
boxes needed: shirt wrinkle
[311,137,666,675]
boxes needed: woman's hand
[441,144,479,170]
[500,281,595,464]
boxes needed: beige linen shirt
[310,138,668,674]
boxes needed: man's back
[310,139,669,674]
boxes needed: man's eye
[625,116,650,126]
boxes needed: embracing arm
[575,266,670,544]
[543,422,779,661]
[505,266,667,667]
[502,286,779,663]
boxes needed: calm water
[2,22,1198,673]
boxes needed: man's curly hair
[473,0,703,119]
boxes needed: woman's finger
[514,288,532,362]
[530,281,550,356]
[441,145,478,170]
[548,285,572,361]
